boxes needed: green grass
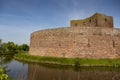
[14,53,120,67]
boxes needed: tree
[7,42,16,52]
[19,44,29,51]
[1,42,17,54]
[0,39,2,53]
[0,39,2,47]
[0,39,29,54]
[1,43,7,53]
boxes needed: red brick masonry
[30,27,120,58]
[30,13,120,58]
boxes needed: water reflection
[0,55,13,64]
[6,60,28,80]
[28,64,120,80]
[0,55,28,80]
[1,55,120,80]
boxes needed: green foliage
[1,42,17,54]
[74,58,80,68]
[15,53,120,67]
[0,39,29,55]
[6,42,16,52]
[0,67,8,80]
[0,39,2,46]
[18,44,29,51]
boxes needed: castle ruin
[29,13,120,58]
[71,13,113,28]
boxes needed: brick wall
[70,13,113,28]
[29,27,120,58]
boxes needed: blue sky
[0,0,120,44]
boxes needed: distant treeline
[0,39,29,55]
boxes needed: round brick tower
[29,13,120,58]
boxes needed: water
[1,55,120,80]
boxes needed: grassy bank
[14,53,120,67]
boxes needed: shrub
[0,67,8,80]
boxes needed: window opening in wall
[73,41,75,43]
[83,22,85,25]
[105,18,107,22]
[89,19,91,23]
[59,43,61,47]
[80,33,83,35]
[75,23,78,26]
[93,33,95,35]
[95,19,97,26]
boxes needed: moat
[0,55,120,80]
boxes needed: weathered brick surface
[29,13,120,58]
[71,13,113,28]
[30,27,120,58]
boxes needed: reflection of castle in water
[28,64,120,80]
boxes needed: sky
[0,0,120,45]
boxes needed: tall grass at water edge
[14,53,120,67]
